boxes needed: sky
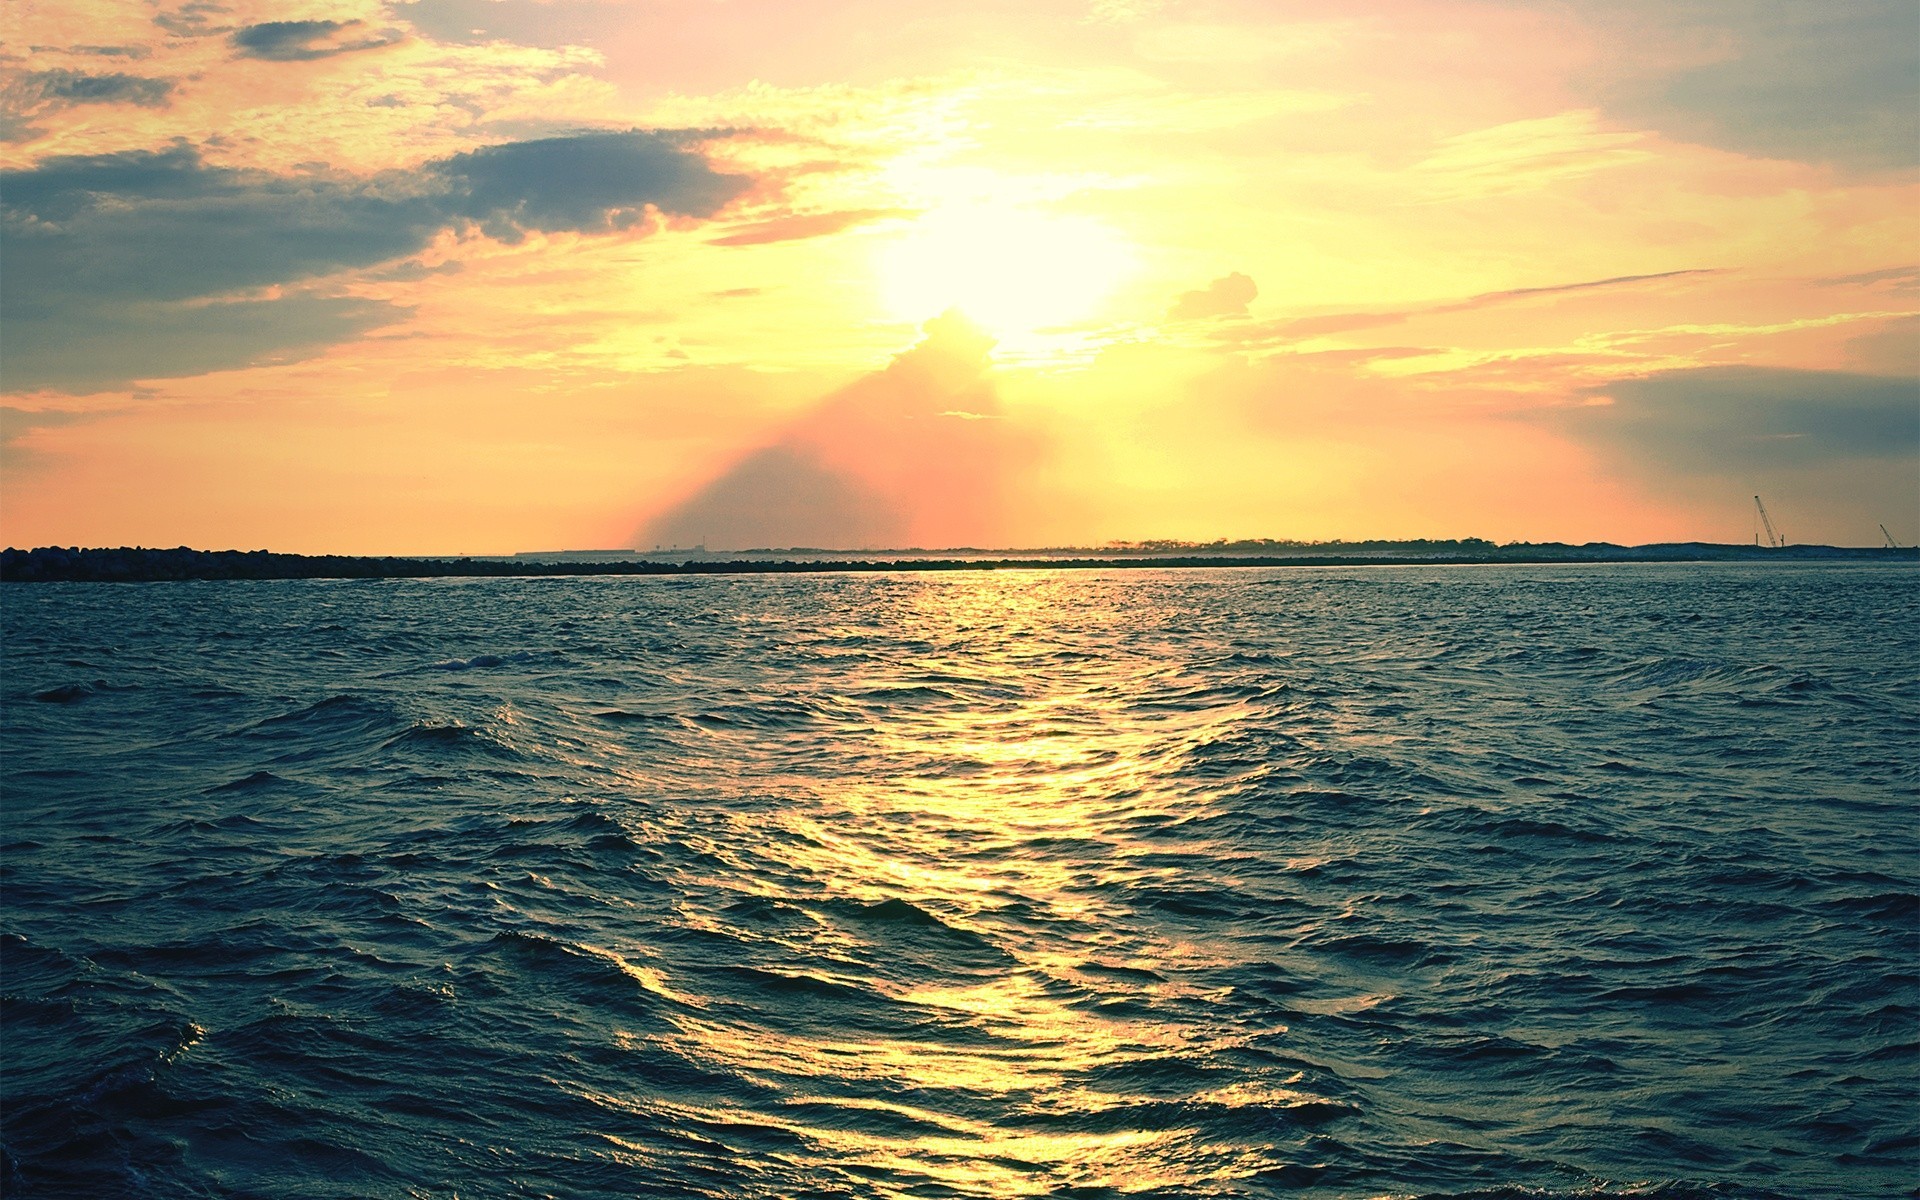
[2,0,1915,553]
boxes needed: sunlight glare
[874,204,1135,341]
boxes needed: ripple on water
[1,564,1915,1199]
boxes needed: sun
[873,203,1135,342]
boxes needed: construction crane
[1883,524,1903,549]
[1753,496,1785,548]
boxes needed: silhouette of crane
[1882,523,1903,549]
[1753,496,1784,548]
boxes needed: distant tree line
[1,542,1907,583]
[1089,537,1502,554]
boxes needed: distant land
[2,541,1914,582]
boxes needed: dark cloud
[1553,364,1919,543]
[1563,366,1919,473]
[1169,272,1257,320]
[228,19,402,62]
[1847,316,1920,378]
[4,297,406,396]
[28,70,173,107]
[434,131,745,239]
[1560,0,1919,172]
[709,207,914,247]
[1,133,751,392]
[638,313,1042,551]
[3,70,176,144]
[1,146,441,322]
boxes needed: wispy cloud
[1233,269,1722,347]
[1411,110,1652,199]
[0,405,118,474]
[709,207,914,247]
[152,1,231,40]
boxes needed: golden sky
[2,0,1915,551]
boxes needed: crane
[1883,524,1903,549]
[1753,496,1784,548]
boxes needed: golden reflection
[621,575,1285,1194]
[588,1087,1188,1195]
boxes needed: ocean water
[2,564,1915,1200]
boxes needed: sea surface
[2,564,1916,1199]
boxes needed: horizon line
[4,535,1912,557]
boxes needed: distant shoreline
[3,544,1913,582]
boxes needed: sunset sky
[3,0,1915,552]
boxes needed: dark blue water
[3,565,1916,1199]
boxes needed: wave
[383,719,526,760]
[30,681,102,703]
[242,693,401,737]
[203,769,295,793]
[3,564,1914,1199]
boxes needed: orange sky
[3,0,1915,551]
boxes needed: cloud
[1,406,121,475]
[1473,269,1719,305]
[1847,315,1920,377]
[1550,364,1919,542]
[2,69,176,143]
[228,19,403,62]
[1562,366,1919,474]
[1,406,93,445]
[709,207,914,247]
[1570,0,1919,172]
[1239,269,1718,345]
[152,1,232,39]
[1817,265,1919,294]
[1265,312,1406,340]
[4,297,406,397]
[1168,272,1257,321]
[637,312,1044,550]
[26,70,173,107]
[435,131,746,239]
[1412,110,1651,197]
[1,132,752,391]
[40,45,153,59]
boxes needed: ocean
[3,564,1915,1199]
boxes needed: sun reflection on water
[611,574,1310,1193]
